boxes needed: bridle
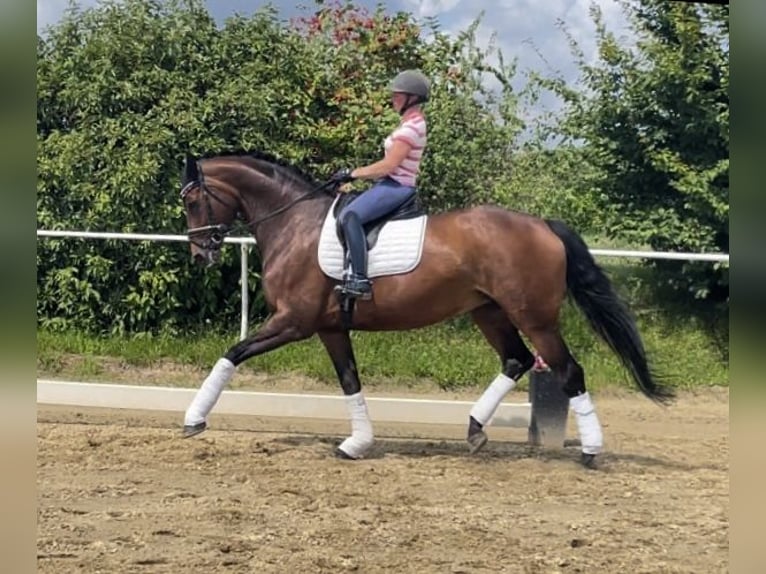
[180,176,237,252]
[180,162,337,251]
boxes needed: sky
[37,0,635,117]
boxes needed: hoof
[334,447,358,460]
[581,453,599,470]
[467,431,488,455]
[182,422,207,438]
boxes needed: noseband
[180,177,237,252]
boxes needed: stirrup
[335,276,373,300]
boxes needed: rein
[245,179,337,230]
[181,163,336,250]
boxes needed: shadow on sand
[268,433,724,473]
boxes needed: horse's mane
[199,149,321,188]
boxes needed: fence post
[527,355,569,448]
[240,243,249,341]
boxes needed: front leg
[183,312,310,437]
[318,329,374,459]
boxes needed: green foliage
[415,20,525,210]
[36,0,728,343]
[37,0,528,332]
[37,0,255,333]
[38,291,728,391]
[495,144,605,233]
[536,0,729,301]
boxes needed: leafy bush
[37,0,526,333]
[37,0,727,339]
[536,0,729,301]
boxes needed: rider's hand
[330,167,355,184]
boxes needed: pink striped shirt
[384,109,427,187]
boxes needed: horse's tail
[545,219,675,404]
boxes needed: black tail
[545,219,675,404]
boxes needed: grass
[37,250,728,395]
[38,301,728,395]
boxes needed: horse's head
[180,156,240,266]
[180,151,336,266]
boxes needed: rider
[331,69,430,299]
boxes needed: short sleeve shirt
[384,109,427,187]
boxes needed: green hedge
[37,0,728,343]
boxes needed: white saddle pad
[317,196,428,281]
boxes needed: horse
[178,150,674,468]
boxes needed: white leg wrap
[184,358,236,426]
[470,373,517,426]
[338,392,374,459]
[570,392,603,455]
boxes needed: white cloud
[37,0,100,33]
[404,0,464,18]
[420,0,631,75]
[403,0,633,119]
[37,0,64,32]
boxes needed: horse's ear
[183,154,199,184]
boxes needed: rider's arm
[351,139,412,180]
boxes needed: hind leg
[468,304,535,453]
[524,327,603,469]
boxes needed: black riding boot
[338,212,372,298]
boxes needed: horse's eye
[187,200,199,214]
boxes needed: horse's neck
[240,171,332,261]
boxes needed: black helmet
[391,70,430,101]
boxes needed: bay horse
[178,151,673,468]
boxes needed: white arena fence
[36,229,730,342]
[36,229,729,432]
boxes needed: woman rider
[330,69,430,299]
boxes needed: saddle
[334,191,426,250]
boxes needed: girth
[334,192,426,250]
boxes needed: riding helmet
[391,70,430,101]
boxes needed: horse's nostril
[193,253,206,266]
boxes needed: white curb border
[37,380,531,428]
